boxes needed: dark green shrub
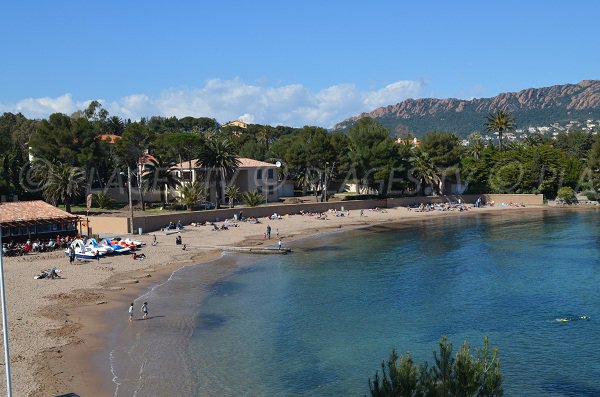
[369,336,503,397]
[242,191,265,207]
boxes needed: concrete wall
[481,194,544,206]
[386,193,544,207]
[131,199,387,233]
[86,216,130,235]
[96,193,544,235]
[91,187,165,203]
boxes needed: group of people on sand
[3,238,63,256]
[299,209,347,219]
[263,225,284,250]
[165,220,184,231]
[410,202,470,212]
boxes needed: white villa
[175,157,293,204]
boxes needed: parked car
[198,201,216,210]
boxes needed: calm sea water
[110,209,600,396]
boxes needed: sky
[1,0,598,127]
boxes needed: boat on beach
[86,238,114,255]
[64,239,103,260]
[101,238,131,254]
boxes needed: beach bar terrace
[0,200,78,243]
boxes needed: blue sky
[1,0,598,126]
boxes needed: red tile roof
[98,134,121,144]
[0,201,78,225]
[174,157,276,169]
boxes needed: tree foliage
[94,191,113,209]
[225,185,240,208]
[2,104,599,207]
[242,190,265,207]
[369,337,503,397]
[176,181,207,211]
[142,156,181,204]
[485,110,515,151]
[556,186,577,204]
[348,118,398,195]
[198,135,240,208]
[35,162,86,213]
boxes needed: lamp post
[0,229,13,397]
[121,168,134,234]
[323,162,329,202]
[127,167,134,234]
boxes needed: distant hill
[332,80,600,137]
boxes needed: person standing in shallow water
[129,303,134,321]
[141,302,148,320]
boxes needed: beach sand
[0,204,556,396]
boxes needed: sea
[106,209,600,396]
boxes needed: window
[268,185,274,195]
[256,169,263,180]
[257,186,263,193]
[1,227,9,237]
[37,224,52,233]
[267,169,274,180]
[11,226,19,236]
[20,226,29,235]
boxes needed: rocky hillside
[333,80,600,137]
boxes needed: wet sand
[0,204,570,396]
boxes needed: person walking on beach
[266,224,271,239]
[141,302,148,320]
[276,228,279,238]
[68,246,75,263]
[129,303,134,321]
[278,238,282,250]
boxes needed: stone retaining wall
[86,194,544,234]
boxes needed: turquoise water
[111,209,600,396]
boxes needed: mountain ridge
[332,80,600,137]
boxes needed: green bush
[556,187,577,204]
[94,192,113,209]
[242,191,265,207]
[584,191,598,201]
[369,336,503,397]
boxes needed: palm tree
[106,115,125,135]
[410,149,440,196]
[469,132,483,160]
[295,169,312,196]
[176,181,207,211]
[198,135,240,209]
[225,185,240,208]
[142,156,181,204]
[36,161,86,213]
[257,126,272,151]
[485,110,515,151]
[242,191,265,207]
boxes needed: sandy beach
[0,204,560,396]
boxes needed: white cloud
[2,93,77,118]
[0,78,424,127]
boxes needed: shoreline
[2,205,595,396]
